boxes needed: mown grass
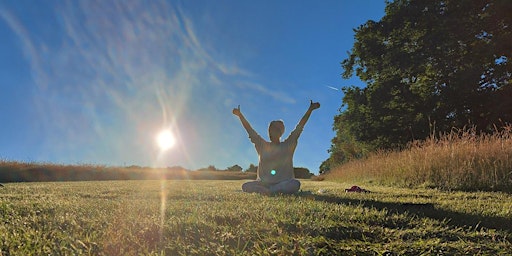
[326,126,512,191]
[1,180,511,255]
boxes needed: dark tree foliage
[226,164,243,172]
[324,0,511,170]
[293,167,314,179]
[245,164,258,173]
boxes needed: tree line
[322,0,511,173]
[199,164,314,179]
[0,162,314,183]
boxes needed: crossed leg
[242,179,301,195]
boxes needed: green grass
[1,180,511,255]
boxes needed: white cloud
[0,0,296,168]
[236,81,296,104]
[0,9,49,89]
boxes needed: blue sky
[0,0,385,173]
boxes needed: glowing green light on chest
[270,170,277,176]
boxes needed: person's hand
[232,105,242,116]
[309,100,320,110]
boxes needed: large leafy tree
[324,0,511,169]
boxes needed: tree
[245,164,258,173]
[293,167,314,179]
[326,0,511,167]
[226,164,243,172]
[197,165,217,172]
[320,114,372,174]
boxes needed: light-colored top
[247,124,304,185]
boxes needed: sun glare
[156,129,176,151]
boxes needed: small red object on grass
[345,185,370,193]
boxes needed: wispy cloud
[1,0,301,168]
[237,81,296,104]
[0,8,49,89]
[0,1,258,167]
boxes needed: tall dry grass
[326,126,512,191]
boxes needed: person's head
[268,120,285,143]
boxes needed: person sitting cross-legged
[232,100,320,195]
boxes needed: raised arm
[288,100,320,140]
[298,100,320,128]
[233,105,259,141]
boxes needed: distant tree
[245,164,258,173]
[196,165,217,172]
[293,167,313,179]
[242,164,314,177]
[167,166,188,171]
[325,0,512,167]
[226,164,243,172]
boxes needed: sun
[156,129,176,151]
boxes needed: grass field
[1,180,511,255]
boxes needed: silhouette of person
[233,100,320,194]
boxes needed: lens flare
[157,129,176,151]
[270,169,276,176]
[159,179,167,241]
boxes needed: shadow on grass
[297,192,512,234]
